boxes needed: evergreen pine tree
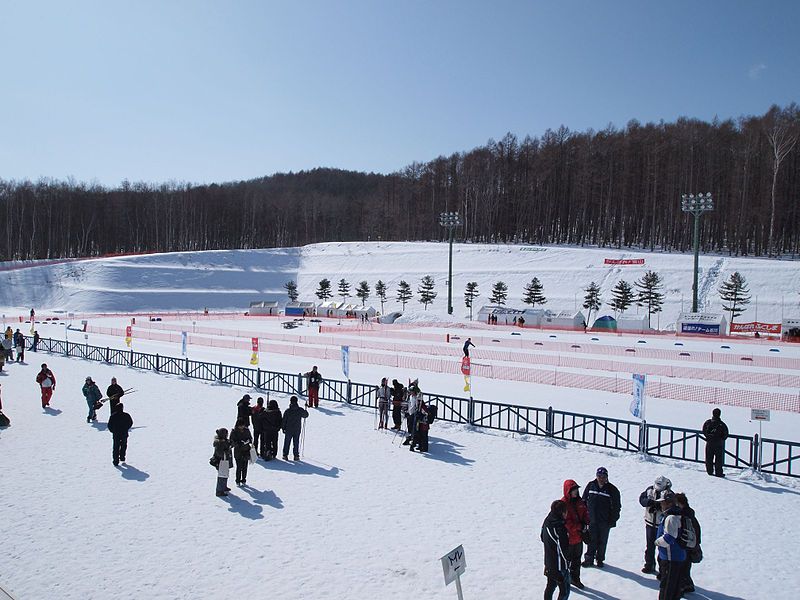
[418,275,437,310]
[396,280,412,310]
[337,278,351,303]
[635,270,665,329]
[284,280,299,302]
[718,271,751,324]
[375,280,387,313]
[315,278,332,301]
[355,281,370,306]
[608,280,634,315]
[464,281,480,321]
[582,282,602,324]
[490,281,508,305]
[522,278,547,307]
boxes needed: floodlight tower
[680,193,714,313]
[439,211,463,315]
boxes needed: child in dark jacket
[541,499,571,600]
[213,428,233,497]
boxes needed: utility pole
[681,193,714,313]
[439,212,462,315]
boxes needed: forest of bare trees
[1,104,797,261]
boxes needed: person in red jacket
[35,363,56,408]
[561,479,590,589]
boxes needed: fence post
[753,434,761,472]
[347,380,352,404]
[467,395,475,425]
[256,368,262,390]
[546,406,554,437]
[155,353,160,373]
[297,372,303,395]
[218,362,223,382]
[128,348,133,366]
[639,420,648,454]
[184,357,189,378]
[105,347,110,363]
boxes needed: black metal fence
[29,335,800,478]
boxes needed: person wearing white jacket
[403,379,420,447]
[639,475,672,575]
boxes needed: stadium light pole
[681,193,714,313]
[439,211,463,315]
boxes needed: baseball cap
[596,467,608,476]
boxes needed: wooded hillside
[1,104,797,260]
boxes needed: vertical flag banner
[181,331,188,356]
[630,373,646,420]
[125,325,132,348]
[461,356,471,392]
[341,345,350,379]
[250,337,259,365]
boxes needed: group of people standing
[212,393,309,496]
[541,470,702,600]
[377,377,436,453]
[0,327,32,369]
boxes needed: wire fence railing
[29,335,800,479]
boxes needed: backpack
[678,514,698,550]
[427,404,438,426]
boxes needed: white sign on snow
[751,409,771,422]
[441,544,467,586]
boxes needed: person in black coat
[106,377,125,415]
[282,395,308,460]
[107,402,133,466]
[230,417,253,485]
[674,493,701,595]
[236,394,252,426]
[262,399,283,460]
[251,397,266,456]
[390,379,405,430]
[463,337,475,357]
[541,499,571,600]
[702,408,729,477]
[581,466,621,568]
[213,428,233,497]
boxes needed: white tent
[476,305,526,325]
[319,301,344,317]
[353,306,377,319]
[248,301,280,316]
[676,312,728,336]
[542,310,586,331]
[616,314,651,333]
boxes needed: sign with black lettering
[441,544,467,586]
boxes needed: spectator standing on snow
[702,408,728,477]
[581,466,621,568]
[212,427,233,497]
[306,366,322,408]
[674,493,701,595]
[107,402,133,466]
[106,377,125,414]
[376,378,390,429]
[230,417,253,486]
[262,399,283,460]
[541,499,571,600]
[655,490,686,600]
[411,397,431,452]
[561,479,589,590]
[403,379,420,446]
[236,394,252,426]
[36,363,56,408]
[390,379,405,430]
[282,395,308,460]
[31,330,40,352]
[463,337,475,357]
[639,475,672,575]
[82,376,102,423]
[13,329,24,362]
[1,336,12,362]
[251,397,266,456]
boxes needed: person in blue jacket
[655,490,686,600]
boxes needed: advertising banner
[730,322,781,334]
[680,323,720,335]
[604,258,645,265]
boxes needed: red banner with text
[730,322,781,334]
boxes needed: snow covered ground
[1,242,800,599]
[1,241,798,326]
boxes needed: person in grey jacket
[82,376,102,423]
[282,395,308,460]
[639,475,672,575]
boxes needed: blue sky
[1,0,797,187]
